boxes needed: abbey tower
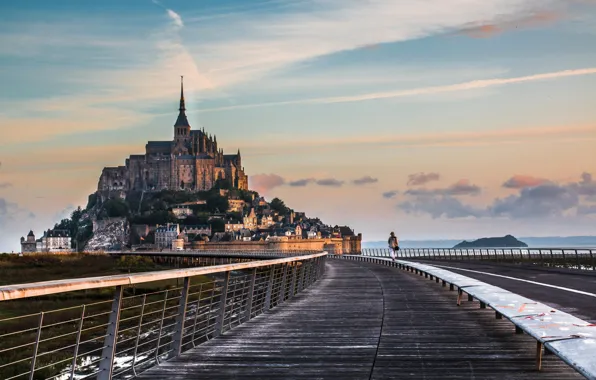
[97,77,248,194]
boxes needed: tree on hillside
[101,198,129,218]
[182,215,209,226]
[214,178,232,190]
[86,193,98,210]
[210,219,225,233]
[206,192,229,213]
[53,206,89,250]
[130,211,177,226]
[270,197,289,216]
[226,212,242,223]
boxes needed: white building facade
[155,224,180,249]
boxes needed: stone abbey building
[98,78,248,193]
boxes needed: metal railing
[0,252,327,380]
[331,254,596,379]
[361,247,596,271]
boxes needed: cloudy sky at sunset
[1,0,596,251]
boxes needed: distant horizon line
[363,234,596,243]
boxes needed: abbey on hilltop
[97,77,248,193]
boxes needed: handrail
[0,252,327,380]
[361,247,596,271]
[0,252,327,301]
[333,254,596,379]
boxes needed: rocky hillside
[51,187,260,251]
[85,217,129,251]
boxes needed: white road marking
[428,263,596,298]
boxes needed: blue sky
[1,0,595,251]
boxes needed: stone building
[39,229,71,252]
[243,208,258,231]
[227,199,246,212]
[155,224,180,249]
[20,230,37,253]
[182,225,211,237]
[21,229,72,253]
[97,77,248,194]
[225,221,244,232]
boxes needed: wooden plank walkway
[137,260,583,380]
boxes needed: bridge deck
[137,260,583,380]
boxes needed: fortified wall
[192,234,362,255]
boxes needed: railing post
[244,268,257,321]
[303,260,311,287]
[279,263,289,304]
[303,260,312,288]
[131,295,147,375]
[297,261,305,291]
[69,305,86,380]
[309,259,317,284]
[171,276,191,358]
[264,265,276,310]
[98,285,123,380]
[214,271,230,338]
[290,263,298,299]
[549,249,554,267]
[29,312,44,380]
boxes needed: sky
[1,0,596,252]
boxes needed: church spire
[174,76,190,128]
[179,75,186,112]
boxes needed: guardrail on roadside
[361,247,596,271]
[0,252,327,380]
[331,254,596,379]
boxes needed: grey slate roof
[174,111,190,127]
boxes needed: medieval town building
[20,229,72,253]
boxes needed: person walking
[388,232,399,261]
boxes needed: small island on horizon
[453,234,528,249]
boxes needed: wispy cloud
[316,178,344,187]
[383,191,399,199]
[502,175,551,189]
[288,178,315,187]
[352,176,378,186]
[250,174,372,190]
[407,172,440,186]
[0,197,35,227]
[186,0,570,88]
[459,10,564,38]
[198,67,596,111]
[239,125,596,156]
[0,182,13,189]
[405,179,482,197]
[1,144,145,174]
[320,68,596,104]
[248,173,285,194]
[166,9,184,28]
[0,109,153,145]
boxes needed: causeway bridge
[0,248,595,379]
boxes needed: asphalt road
[410,259,596,323]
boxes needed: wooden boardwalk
[137,260,583,379]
